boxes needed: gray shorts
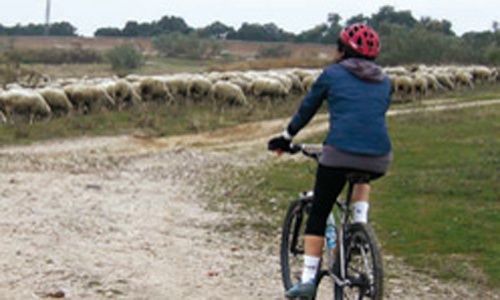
[319,145,393,174]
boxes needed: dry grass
[208,57,334,72]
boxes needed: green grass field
[215,104,500,287]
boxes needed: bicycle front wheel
[280,198,309,290]
[335,223,383,300]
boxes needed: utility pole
[44,0,51,36]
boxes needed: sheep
[104,80,142,110]
[64,84,116,114]
[135,77,173,103]
[283,72,304,94]
[0,89,52,123]
[471,66,495,83]
[420,74,443,93]
[228,77,252,94]
[250,78,289,100]
[384,66,409,76]
[266,73,293,94]
[187,75,213,100]
[38,87,74,116]
[211,81,248,107]
[0,111,6,124]
[125,74,144,83]
[412,74,429,98]
[434,73,455,90]
[393,75,414,101]
[454,70,474,89]
[161,75,190,98]
[302,75,317,93]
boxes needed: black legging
[305,164,383,236]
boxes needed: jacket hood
[339,58,385,83]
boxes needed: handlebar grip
[289,144,303,154]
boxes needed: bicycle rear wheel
[334,223,383,300]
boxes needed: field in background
[0,36,335,58]
[0,36,335,79]
[213,104,500,287]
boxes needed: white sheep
[211,81,248,106]
[250,78,289,100]
[454,70,474,89]
[64,84,116,114]
[471,66,495,83]
[0,89,52,123]
[161,75,190,98]
[302,75,318,93]
[392,75,415,101]
[135,77,173,103]
[412,74,428,98]
[434,73,455,90]
[104,80,142,109]
[38,87,74,116]
[187,75,213,100]
[0,111,6,124]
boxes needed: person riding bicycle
[268,23,392,299]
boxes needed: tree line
[0,6,498,65]
[0,22,77,36]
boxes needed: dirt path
[0,100,499,299]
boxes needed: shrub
[106,44,144,73]
[152,32,222,59]
[1,48,103,65]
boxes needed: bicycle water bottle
[325,213,337,250]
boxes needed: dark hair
[337,38,375,61]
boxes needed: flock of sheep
[0,64,498,124]
[387,65,499,101]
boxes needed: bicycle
[279,144,384,300]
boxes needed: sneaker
[284,281,316,299]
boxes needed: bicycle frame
[325,181,355,288]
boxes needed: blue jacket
[287,63,392,156]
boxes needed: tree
[49,22,77,36]
[419,17,455,36]
[198,21,235,39]
[295,24,329,43]
[228,22,292,42]
[371,5,417,29]
[155,16,192,35]
[346,14,370,26]
[95,27,123,37]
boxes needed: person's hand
[268,132,293,153]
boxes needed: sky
[0,0,498,36]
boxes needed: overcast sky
[0,0,498,36]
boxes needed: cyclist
[268,23,392,299]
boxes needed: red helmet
[340,23,381,58]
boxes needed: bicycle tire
[280,198,307,290]
[334,223,383,300]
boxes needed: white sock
[301,255,320,283]
[352,201,369,223]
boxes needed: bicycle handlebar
[289,143,323,161]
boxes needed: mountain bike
[279,144,383,300]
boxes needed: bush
[1,48,103,65]
[106,44,144,73]
[152,32,222,59]
[257,44,292,58]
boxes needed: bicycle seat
[346,172,372,184]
